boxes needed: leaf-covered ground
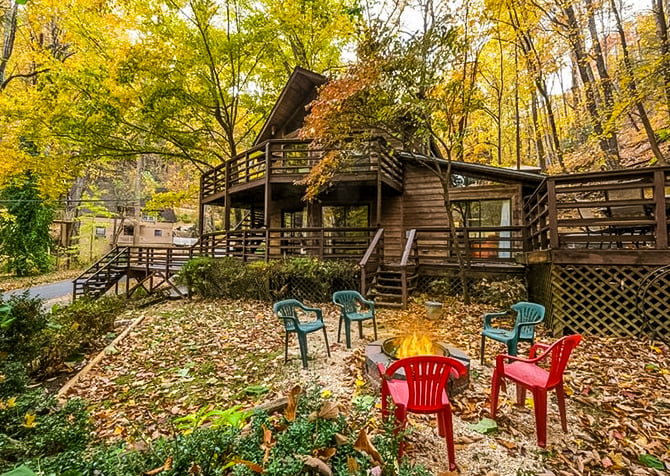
[63,298,670,475]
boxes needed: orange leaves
[285,384,301,422]
[353,429,383,466]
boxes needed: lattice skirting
[529,264,670,341]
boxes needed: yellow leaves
[7,397,16,408]
[23,412,37,428]
[320,389,332,399]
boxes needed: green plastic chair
[273,299,330,369]
[332,290,377,348]
[480,301,545,365]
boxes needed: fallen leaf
[353,429,382,465]
[313,447,336,461]
[318,400,339,420]
[285,385,301,422]
[303,456,332,476]
[347,455,359,473]
[144,456,173,475]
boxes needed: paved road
[2,279,74,306]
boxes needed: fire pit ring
[365,339,470,397]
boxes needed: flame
[396,332,435,359]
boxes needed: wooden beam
[654,169,668,248]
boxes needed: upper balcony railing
[200,138,403,200]
[524,167,670,251]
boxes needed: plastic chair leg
[506,339,519,357]
[555,383,567,431]
[337,317,343,343]
[532,389,548,447]
[480,334,486,365]
[322,326,331,357]
[358,320,363,338]
[439,409,456,471]
[297,333,309,369]
[490,370,501,418]
[344,319,352,348]
[284,332,289,364]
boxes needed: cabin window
[95,226,106,238]
[322,205,369,228]
[281,209,306,228]
[123,225,134,236]
[322,205,370,256]
[154,229,163,237]
[452,199,512,259]
[281,209,307,256]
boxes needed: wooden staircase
[368,263,418,308]
[73,247,130,301]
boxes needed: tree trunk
[531,92,547,170]
[585,0,621,164]
[653,0,670,122]
[562,2,620,169]
[509,4,566,171]
[0,1,19,87]
[612,0,666,164]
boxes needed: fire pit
[365,336,470,397]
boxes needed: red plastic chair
[377,356,467,471]
[490,334,582,447]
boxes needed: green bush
[39,297,125,374]
[179,257,359,302]
[0,293,49,365]
[0,360,28,398]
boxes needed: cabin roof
[397,151,545,189]
[253,67,327,145]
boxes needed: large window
[281,209,306,228]
[452,199,512,258]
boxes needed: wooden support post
[224,161,231,231]
[376,146,382,226]
[547,180,559,249]
[654,170,668,248]
[198,175,205,237]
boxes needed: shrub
[0,360,28,398]
[179,257,359,302]
[0,293,49,365]
[39,297,125,374]
[471,276,527,308]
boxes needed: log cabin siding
[401,163,450,228]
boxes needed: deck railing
[200,138,403,200]
[524,167,670,250]
[413,226,526,265]
[198,227,379,262]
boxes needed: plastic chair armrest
[305,307,324,321]
[495,350,547,368]
[529,342,550,358]
[484,311,508,329]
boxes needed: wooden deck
[200,138,404,204]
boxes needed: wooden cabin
[75,67,670,342]
[197,67,543,306]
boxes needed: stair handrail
[399,229,417,309]
[73,247,130,300]
[73,245,124,281]
[359,228,384,295]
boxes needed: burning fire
[396,332,435,359]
